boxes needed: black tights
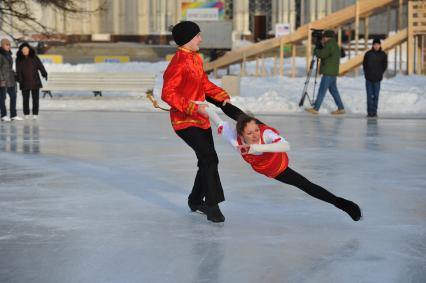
[275,167,338,205]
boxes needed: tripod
[298,55,321,107]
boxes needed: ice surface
[0,112,425,283]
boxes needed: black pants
[0,86,17,118]
[176,127,225,206]
[22,89,40,115]
[275,167,338,205]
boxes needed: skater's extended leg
[275,167,361,221]
[275,167,338,205]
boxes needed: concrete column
[122,0,138,35]
[284,0,288,24]
[90,0,101,34]
[151,0,157,33]
[138,0,150,35]
[289,0,296,31]
[165,0,174,31]
[233,0,246,35]
[243,0,250,35]
[99,0,115,34]
[159,0,167,34]
[272,0,277,28]
[81,1,90,34]
[113,0,120,34]
[320,0,327,19]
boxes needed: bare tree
[0,0,105,40]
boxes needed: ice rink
[0,111,425,283]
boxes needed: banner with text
[181,1,224,21]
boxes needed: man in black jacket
[363,38,387,117]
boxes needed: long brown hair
[236,114,257,136]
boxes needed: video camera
[311,29,324,50]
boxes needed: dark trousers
[366,80,381,115]
[0,86,17,118]
[176,127,225,206]
[22,89,40,115]
[275,167,338,205]
[314,75,345,111]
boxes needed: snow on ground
[8,58,425,116]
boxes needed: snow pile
[226,74,426,115]
[33,59,426,116]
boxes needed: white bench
[41,72,156,98]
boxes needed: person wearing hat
[16,42,48,120]
[305,30,345,115]
[363,38,387,117]
[0,38,23,122]
[161,21,245,223]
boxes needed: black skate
[335,197,362,221]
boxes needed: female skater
[203,106,362,221]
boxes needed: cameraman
[306,30,345,115]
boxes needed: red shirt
[161,47,230,131]
[237,124,289,178]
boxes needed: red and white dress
[237,124,289,178]
[215,118,290,178]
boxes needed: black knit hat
[172,21,201,46]
[373,38,381,45]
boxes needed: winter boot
[305,108,319,115]
[331,109,346,115]
[334,197,362,221]
[207,205,225,223]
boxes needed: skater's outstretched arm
[246,130,291,154]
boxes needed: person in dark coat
[363,38,387,117]
[0,38,23,122]
[16,42,48,120]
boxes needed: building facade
[1,0,406,43]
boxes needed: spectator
[16,42,48,120]
[363,38,387,118]
[305,30,345,115]
[0,38,23,122]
